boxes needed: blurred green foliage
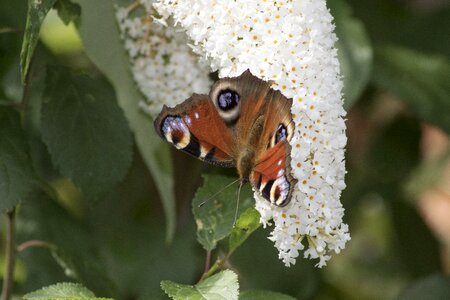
[1,0,450,299]
[74,0,177,242]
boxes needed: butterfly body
[154,70,296,206]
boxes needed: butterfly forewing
[154,95,235,167]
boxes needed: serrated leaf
[398,274,450,300]
[240,289,296,300]
[373,45,450,134]
[24,282,95,299]
[329,0,373,109]
[20,0,57,82]
[161,270,239,300]
[228,208,261,255]
[160,281,203,300]
[73,0,176,241]
[192,175,253,251]
[23,282,113,300]
[54,0,81,25]
[0,107,36,212]
[41,66,132,201]
[196,270,239,300]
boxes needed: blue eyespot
[217,90,239,111]
[275,124,287,143]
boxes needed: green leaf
[54,0,81,26]
[373,45,450,134]
[228,208,261,255]
[41,66,133,201]
[161,282,203,300]
[0,107,36,212]
[240,289,296,300]
[73,0,176,241]
[161,269,239,300]
[329,0,373,109]
[192,175,253,251]
[23,282,113,300]
[398,274,450,300]
[20,0,57,82]
[196,270,239,300]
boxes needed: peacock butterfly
[154,70,296,206]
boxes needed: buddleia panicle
[154,0,350,267]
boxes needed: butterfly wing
[251,141,297,206]
[154,94,235,167]
[249,86,297,207]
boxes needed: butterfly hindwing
[154,94,235,167]
[251,140,297,207]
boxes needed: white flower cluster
[116,0,211,117]
[154,0,350,267]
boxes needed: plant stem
[198,252,231,282]
[17,240,52,253]
[1,208,16,300]
[200,261,220,281]
[203,250,212,274]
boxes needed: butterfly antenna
[198,178,240,207]
[233,180,245,227]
